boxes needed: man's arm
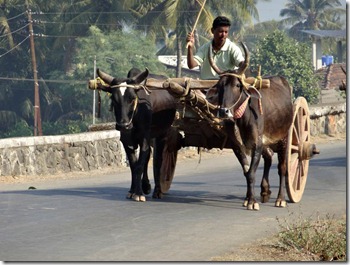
[186,33,198,69]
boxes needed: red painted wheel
[286,97,311,203]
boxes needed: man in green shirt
[186,16,245,80]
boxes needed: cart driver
[186,16,245,80]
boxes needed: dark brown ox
[89,68,181,202]
[209,43,294,210]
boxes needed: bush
[2,120,33,138]
[276,210,346,261]
[251,30,320,104]
[42,120,89,135]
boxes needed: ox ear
[131,68,149,84]
[206,86,219,105]
[247,86,261,99]
[247,86,263,116]
[97,68,114,85]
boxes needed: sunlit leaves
[251,30,320,104]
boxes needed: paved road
[0,140,346,261]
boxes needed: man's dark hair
[212,16,231,29]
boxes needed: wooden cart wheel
[286,97,311,203]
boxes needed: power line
[31,10,199,15]
[0,23,30,38]
[0,35,29,58]
[7,11,26,21]
[0,76,86,84]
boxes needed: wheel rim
[286,97,310,203]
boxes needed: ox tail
[159,127,182,193]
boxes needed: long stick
[186,0,207,48]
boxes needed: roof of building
[301,30,346,39]
[316,63,346,90]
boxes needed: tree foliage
[0,0,345,137]
[251,30,320,104]
[280,0,345,41]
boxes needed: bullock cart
[143,77,318,203]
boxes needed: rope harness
[89,78,151,127]
[218,72,263,119]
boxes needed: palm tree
[280,0,345,41]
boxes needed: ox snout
[218,107,233,119]
[115,122,133,131]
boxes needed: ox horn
[208,46,224,75]
[97,68,114,84]
[237,42,250,75]
[132,68,149,84]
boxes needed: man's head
[211,16,231,47]
[212,16,231,30]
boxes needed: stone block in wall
[325,115,337,135]
[309,102,346,136]
[337,113,346,134]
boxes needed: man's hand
[186,32,195,48]
[186,32,198,69]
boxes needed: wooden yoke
[144,78,217,90]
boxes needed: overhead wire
[31,10,199,15]
[0,76,86,84]
[0,35,30,58]
[0,23,30,38]
[6,11,26,21]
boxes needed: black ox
[89,68,181,202]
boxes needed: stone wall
[0,102,346,178]
[0,131,126,177]
[309,102,346,136]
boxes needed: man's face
[211,26,230,46]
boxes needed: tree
[280,0,345,41]
[251,30,320,104]
[244,20,285,51]
[55,26,172,125]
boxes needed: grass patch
[211,209,346,262]
[275,210,346,261]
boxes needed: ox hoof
[142,182,151,195]
[260,191,271,203]
[247,202,260,211]
[275,200,287,207]
[152,191,163,199]
[126,193,133,199]
[132,194,146,202]
[243,200,249,207]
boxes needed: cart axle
[301,142,320,160]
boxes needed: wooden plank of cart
[144,77,316,204]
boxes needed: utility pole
[93,56,96,124]
[26,2,42,136]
